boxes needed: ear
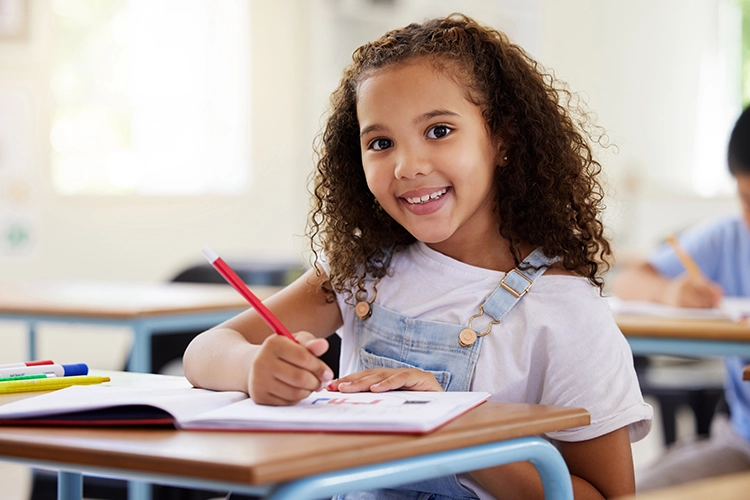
[496,140,509,167]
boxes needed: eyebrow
[359,109,460,138]
[417,109,459,123]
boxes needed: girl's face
[357,59,504,262]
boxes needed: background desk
[0,282,278,372]
[616,315,750,357]
[616,313,745,444]
[0,371,590,500]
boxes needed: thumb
[292,331,317,344]
[303,337,330,358]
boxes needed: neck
[426,236,534,273]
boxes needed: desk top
[0,372,590,486]
[615,314,750,342]
[0,281,280,319]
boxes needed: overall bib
[335,248,556,500]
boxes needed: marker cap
[26,360,55,366]
[61,363,89,376]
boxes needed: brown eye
[427,125,452,139]
[369,138,393,151]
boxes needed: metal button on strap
[355,301,372,320]
[459,328,478,347]
[355,277,381,321]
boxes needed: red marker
[0,360,55,369]
[202,247,297,343]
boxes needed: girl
[184,14,652,500]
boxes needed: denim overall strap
[481,247,558,322]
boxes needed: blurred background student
[612,106,750,492]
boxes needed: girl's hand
[248,332,334,406]
[329,368,444,393]
[665,274,723,308]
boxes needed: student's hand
[664,274,723,308]
[248,332,334,406]
[329,368,444,393]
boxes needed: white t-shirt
[334,242,652,439]
[332,242,653,497]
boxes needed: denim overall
[335,248,556,500]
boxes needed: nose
[393,147,432,179]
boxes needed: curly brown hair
[307,13,611,301]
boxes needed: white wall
[0,0,743,286]
[537,0,742,257]
[0,0,314,284]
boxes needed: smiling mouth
[403,188,449,205]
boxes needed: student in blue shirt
[613,105,750,491]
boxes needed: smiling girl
[184,14,652,499]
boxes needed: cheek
[362,164,386,202]
[363,158,388,186]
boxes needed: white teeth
[405,188,448,205]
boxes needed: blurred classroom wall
[0,0,743,286]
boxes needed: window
[690,0,743,197]
[49,0,250,195]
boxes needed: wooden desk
[615,314,750,357]
[743,365,749,381]
[0,281,278,373]
[0,372,590,500]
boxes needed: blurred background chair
[634,354,726,446]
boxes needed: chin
[407,230,451,245]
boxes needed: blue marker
[0,363,88,379]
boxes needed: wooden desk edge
[743,365,750,381]
[616,315,750,342]
[253,404,591,484]
[0,283,281,318]
[0,304,248,319]
[0,403,590,486]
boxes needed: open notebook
[0,385,490,434]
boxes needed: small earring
[503,156,508,161]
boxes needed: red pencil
[202,247,297,343]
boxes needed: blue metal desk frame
[5,436,572,500]
[0,309,245,373]
[627,337,750,358]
